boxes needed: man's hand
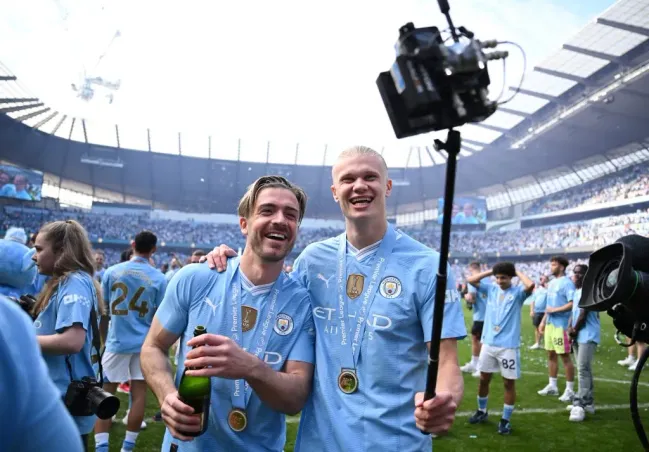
[568,326,577,339]
[538,322,545,335]
[414,392,457,435]
[184,333,259,379]
[530,309,535,318]
[160,391,201,441]
[200,245,237,272]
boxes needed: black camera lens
[599,261,621,300]
[87,387,120,420]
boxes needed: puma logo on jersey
[317,273,334,288]
[204,297,222,315]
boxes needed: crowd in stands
[525,162,649,215]
[3,206,649,271]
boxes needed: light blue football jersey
[0,284,23,298]
[103,256,167,354]
[478,281,528,349]
[33,271,100,435]
[532,287,547,313]
[468,277,489,322]
[155,260,315,452]
[546,276,575,329]
[292,225,466,452]
[571,288,600,344]
[0,297,84,452]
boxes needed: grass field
[92,305,649,451]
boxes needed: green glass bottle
[178,325,211,437]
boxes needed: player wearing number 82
[466,262,534,435]
[94,230,167,452]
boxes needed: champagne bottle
[178,325,211,437]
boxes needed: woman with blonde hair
[31,219,106,451]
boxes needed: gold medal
[228,408,248,432]
[338,369,359,394]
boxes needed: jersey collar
[240,271,274,296]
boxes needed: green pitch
[91,307,648,451]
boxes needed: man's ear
[385,178,393,198]
[239,216,248,236]
[331,184,339,203]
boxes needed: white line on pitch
[521,370,649,387]
[285,403,649,424]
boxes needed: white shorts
[477,344,521,380]
[102,351,144,383]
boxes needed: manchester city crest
[379,276,402,299]
[274,313,294,336]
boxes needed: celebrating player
[466,262,534,434]
[567,264,600,422]
[461,261,488,377]
[141,176,315,451]
[94,230,167,452]
[206,146,467,451]
[529,275,548,350]
[538,256,576,402]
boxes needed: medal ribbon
[228,259,282,410]
[336,223,396,370]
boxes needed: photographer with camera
[31,220,117,451]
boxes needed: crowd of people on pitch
[525,161,649,215]
[456,256,601,427]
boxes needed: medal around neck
[228,408,248,432]
[338,369,359,394]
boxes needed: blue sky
[0,0,623,166]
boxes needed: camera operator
[31,220,106,451]
[567,264,599,422]
[0,295,84,451]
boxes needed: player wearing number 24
[94,230,167,452]
[31,220,108,449]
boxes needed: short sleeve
[287,298,315,364]
[0,298,84,452]
[290,253,310,289]
[419,264,467,342]
[516,286,528,304]
[477,280,492,297]
[564,280,576,303]
[467,284,477,295]
[155,267,192,336]
[155,277,168,310]
[55,275,94,333]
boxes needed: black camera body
[8,294,37,320]
[377,21,503,139]
[64,376,120,420]
[580,234,649,343]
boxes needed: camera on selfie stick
[581,234,649,450]
[376,0,512,425]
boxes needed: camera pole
[423,129,461,405]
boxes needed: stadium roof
[1,0,649,217]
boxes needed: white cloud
[0,0,604,166]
